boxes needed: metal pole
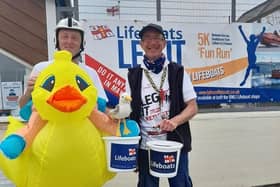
[156,0,161,21]
[231,0,236,23]
[74,0,79,20]
[118,0,120,20]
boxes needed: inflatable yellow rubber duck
[0,51,117,187]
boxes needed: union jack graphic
[89,25,114,40]
[164,155,175,163]
[129,148,136,156]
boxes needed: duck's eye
[41,75,55,92]
[76,75,89,91]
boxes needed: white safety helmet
[55,17,85,52]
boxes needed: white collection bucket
[103,136,140,172]
[147,140,183,178]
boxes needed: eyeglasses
[141,36,164,42]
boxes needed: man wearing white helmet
[19,17,108,120]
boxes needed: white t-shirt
[29,60,108,101]
[126,62,197,150]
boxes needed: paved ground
[1,111,280,187]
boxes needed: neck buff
[143,54,166,74]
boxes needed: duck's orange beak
[47,85,87,112]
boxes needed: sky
[78,0,267,24]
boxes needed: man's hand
[26,76,37,94]
[18,76,37,108]
[157,119,178,132]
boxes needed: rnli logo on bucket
[129,148,136,156]
[150,150,177,174]
[110,143,138,169]
[164,155,175,163]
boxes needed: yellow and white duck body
[0,51,115,187]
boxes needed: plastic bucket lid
[103,136,140,172]
[147,140,183,178]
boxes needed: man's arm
[17,109,47,148]
[88,108,119,136]
[170,99,198,125]
[158,99,198,132]
[18,91,32,108]
[18,76,37,108]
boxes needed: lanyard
[143,66,167,108]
